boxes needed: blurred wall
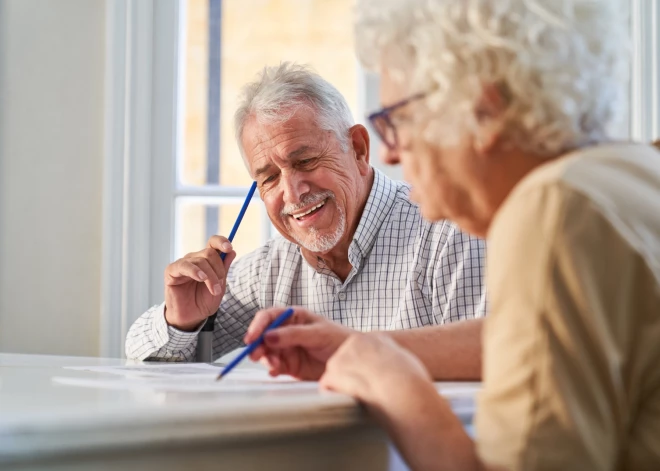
[0,0,105,355]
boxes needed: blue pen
[216,307,295,380]
[197,181,258,363]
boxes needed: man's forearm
[384,318,483,380]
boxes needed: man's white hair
[234,62,355,159]
[355,0,629,156]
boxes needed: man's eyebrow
[254,146,315,177]
[254,163,273,178]
[287,145,313,160]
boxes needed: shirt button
[338,292,347,301]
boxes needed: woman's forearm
[368,376,482,471]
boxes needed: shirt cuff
[152,303,204,350]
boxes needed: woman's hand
[245,306,352,380]
[319,333,433,406]
[321,334,481,471]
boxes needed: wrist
[372,369,435,411]
[164,305,206,332]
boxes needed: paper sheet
[58,363,314,392]
[57,364,481,396]
[65,363,225,378]
[434,382,481,399]
[65,363,294,381]
[52,375,319,392]
[64,363,215,379]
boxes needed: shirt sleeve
[124,243,271,361]
[428,221,487,323]
[125,302,202,361]
[476,182,628,470]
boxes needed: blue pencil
[198,181,258,363]
[216,307,295,380]
[220,180,258,260]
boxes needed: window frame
[101,0,180,358]
[630,0,660,141]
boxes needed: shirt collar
[348,169,398,266]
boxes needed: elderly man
[125,63,486,366]
[246,1,660,470]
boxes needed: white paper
[52,375,319,393]
[58,364,313,392]
[434,382,481,399]
[64,363,295,382]
[64,363,223,378]
[58,365,480,396]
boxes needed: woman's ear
[474,83,509,156]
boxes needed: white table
[0,353,477,471]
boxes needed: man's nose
[380,144,401,166]
[281,171,311,204]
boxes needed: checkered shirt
[125,169,487,361]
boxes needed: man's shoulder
[380,177,468,244]
[384,178,422,222]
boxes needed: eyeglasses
[367,92,428,150]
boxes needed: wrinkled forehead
[241,111,333,173]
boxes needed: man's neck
[301,169,375,282]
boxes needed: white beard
[282,191,346,253]
[292,206,346,253]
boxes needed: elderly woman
[246,0,660,469]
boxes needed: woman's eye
[392,114,411,126]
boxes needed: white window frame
[101,0,179,358]
[101,0,660,358]
[630,0,660,141]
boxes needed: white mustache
[281,191,334,217]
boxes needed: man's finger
[222,249,237,271]
[207,235,233,257]
[165,260,210,286]
[200,247,227,281]
[189,257,223,296]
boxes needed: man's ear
[349,124,371,175]
[474,83,509,156]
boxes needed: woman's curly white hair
[355,0,629,156]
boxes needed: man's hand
[163,235,237,331]
[245,307,352,380]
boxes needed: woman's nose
[380,144,401,165]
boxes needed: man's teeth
[293,201,326,220]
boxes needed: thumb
[222,250,237,271]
